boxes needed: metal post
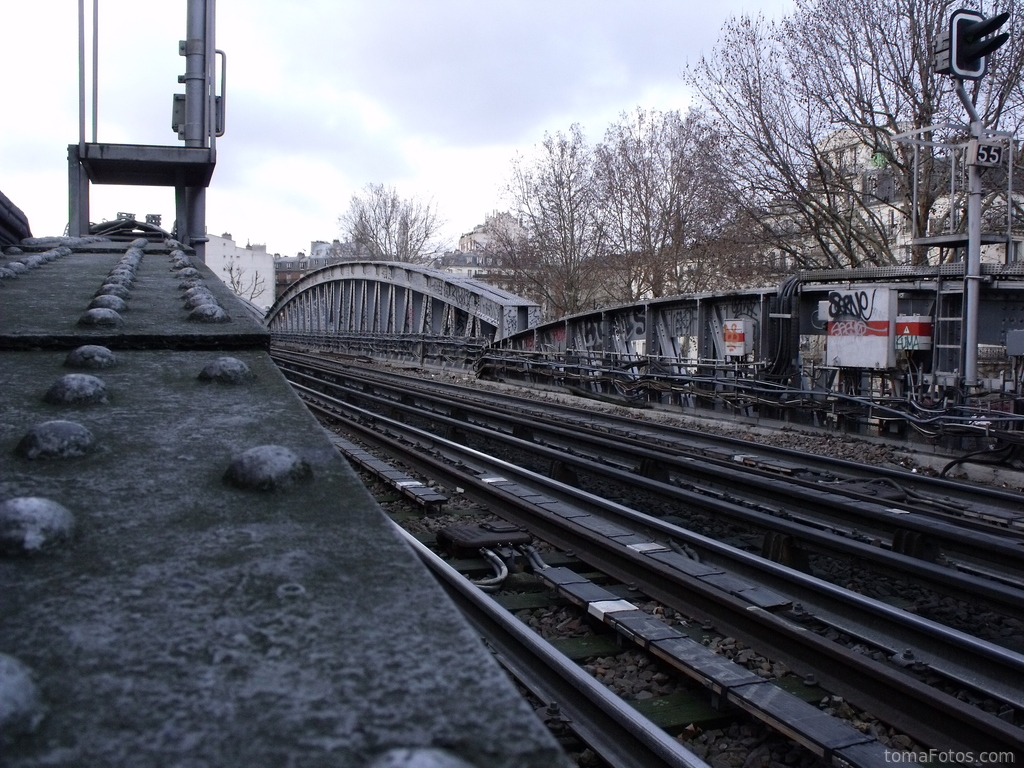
[186,186,207,263]
[964,131,982,387]
[68,145,90,237]
[73,1,90,237]
[182,0,210,259]
[956,81,983,388]
[92,0,98,143]
[78,0,85,149]
[183,0,207,149]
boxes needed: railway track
[272,348,1024,764]
[272,350,1024,615]
[271,350,1024,532]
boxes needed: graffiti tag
[828,290,874,322]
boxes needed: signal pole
[934,8,1010,389]
[957,82,984,387]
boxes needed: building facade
[205,233,275,311]
[273,240,372,299]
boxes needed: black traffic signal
[949,8,1010,79]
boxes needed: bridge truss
[265,261,541,367]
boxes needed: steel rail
[395,525,711,768]
[284,353,1024,574]
[272,349,1024,523]
[292,382,1024,759]
[280,364,1024,619]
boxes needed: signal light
[949,9,1010,79]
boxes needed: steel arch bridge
[265,261,541,364]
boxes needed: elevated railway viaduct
[272,260,1024,453]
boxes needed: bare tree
[223,255,266,303]
[594,108,747,299]
[339,183,446,263]
[494,126,608,318]
[687,0,1024,268]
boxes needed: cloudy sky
[3,0,792,257]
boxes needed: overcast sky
[3,0,792,257]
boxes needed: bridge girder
[265,261,540,342]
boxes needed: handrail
[215,49,226,138]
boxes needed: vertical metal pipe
[184,0,207,148]
[1008,137,1015,263]
[964,132,982,387]
[957,82,983,389]
[181,0,211,259]
[92,0,98,142]
[187,186,207,262]
[205,0,216,153]
[78,0,85,149]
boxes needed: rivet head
[183,285,215,302]
[366,748,479,768]
[175,267,201,279]
[16,420,94,459]
[178,277,204,291]
[77,308,123,327]
[187,305,231,323]
[43,374,108,405]
[64,345,117,370]
[0,497,76,555]
[103,272,133,287]
[88,295,128,312]
[96,283,131,300]
[0,654,45,743]
[276,583,307,599]
[184,292,218,310]
[198,357,255,385]
[223,445,312,491]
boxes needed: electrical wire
[471,547,509,592]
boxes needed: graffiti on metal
[826,289,888,337]
[668,308,697,337]
[611,309,646,341]
[726,297,758,322]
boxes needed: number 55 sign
[969,139,1006,167]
